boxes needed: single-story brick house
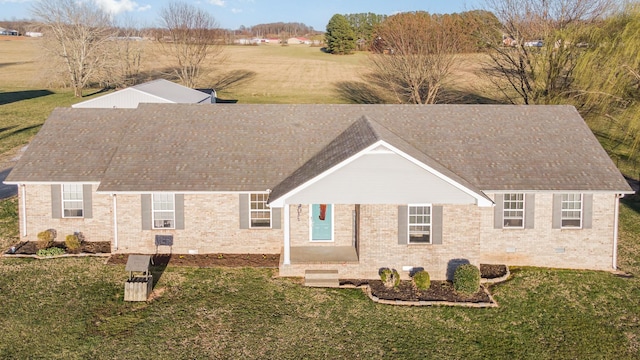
[5,104,632,279]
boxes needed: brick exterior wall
[479,193,615,271]
[20,185,113,243]
[19,186,283,255]
[20,185,618,280]
[281,193,618,279]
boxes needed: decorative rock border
[481,266,511,284]
[339,283,499,307]
[338,265,509,307]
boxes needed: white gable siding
[285,153,478,205]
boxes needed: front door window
[311,204,333,241]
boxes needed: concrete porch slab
[290,246,358,264]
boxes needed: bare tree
[103,17,146,88]
[31,0,114,97]
[480,0,617,104]
[158,2,223,88]
[366,12,460,104]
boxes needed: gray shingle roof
[6,104,631,195]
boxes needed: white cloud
[93,0,148,15]
[208,0,225,6]
[231,8,242,13]
[0,0,31,3]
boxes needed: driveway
[0,168,17,199]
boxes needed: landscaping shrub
[379,267,400,289]
[65,234,81,253]
[36,229,57,250]
[454,264,481,295]
[36,247,65,257]
[412,270,431,290]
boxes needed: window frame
[61,184,84,218]
[152,193,175,230]
[408,204,432,244]
[249,193,272,229]
[503,193,525,229]
[561,193,583,229]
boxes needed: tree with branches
[31,0,114,97]
[365,12,461,104]
[325,14,356,55]
[158,1,223,88]
[480,0,617,104]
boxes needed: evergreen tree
[325,14,355,55]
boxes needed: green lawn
[0,202,638,358]
[1,42,640,358]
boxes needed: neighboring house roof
[6,104,631,196]
[71,79,212,108]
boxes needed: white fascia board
[269,140,493,207]
[95,190,270,195]
[487,190,635,195]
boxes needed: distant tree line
[240,22,320,38]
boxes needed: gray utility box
[124,255,153,302]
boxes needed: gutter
[613,193,624,270]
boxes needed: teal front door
[311,204,333,241]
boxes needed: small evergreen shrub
[454,264,481,295]
[36,247,65,257]
[37,229,57,250]
[412,270,431,290]
[379,267,400,289]
[65,234,81,253]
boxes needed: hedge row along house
[5,104,632,280]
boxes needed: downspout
[112,194,118,251]
[21,184,27,237]
[283,204,290,265]
[612,193,623,270]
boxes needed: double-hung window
[561,194,582,228]
[152,193,175,229]
[250,193,271,228]
[62,184,83,217]
[503,193,524,228]
[408,205,431,244]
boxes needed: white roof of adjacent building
[72,79,212,108]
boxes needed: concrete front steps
[304,269,339,288]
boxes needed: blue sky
[1,0,481,30]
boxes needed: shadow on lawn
[0,89,54,105]
[150,254,170,287]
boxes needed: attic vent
[370,144,393,153]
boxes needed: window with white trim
[62,184,83,218]
[250,193,271,228]
[152,193,175,229]
[503,193,524,228]
[408,205,431,244]
[561,193,582,228]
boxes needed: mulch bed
[481,264,508,279]
[6,241,111,255]
[106,253,280,268]
[341,279,491,303]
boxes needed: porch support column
[283,204,290,265]
[21,184,27,237]
[112,194,118,251]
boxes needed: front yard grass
[0,201,639,359]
